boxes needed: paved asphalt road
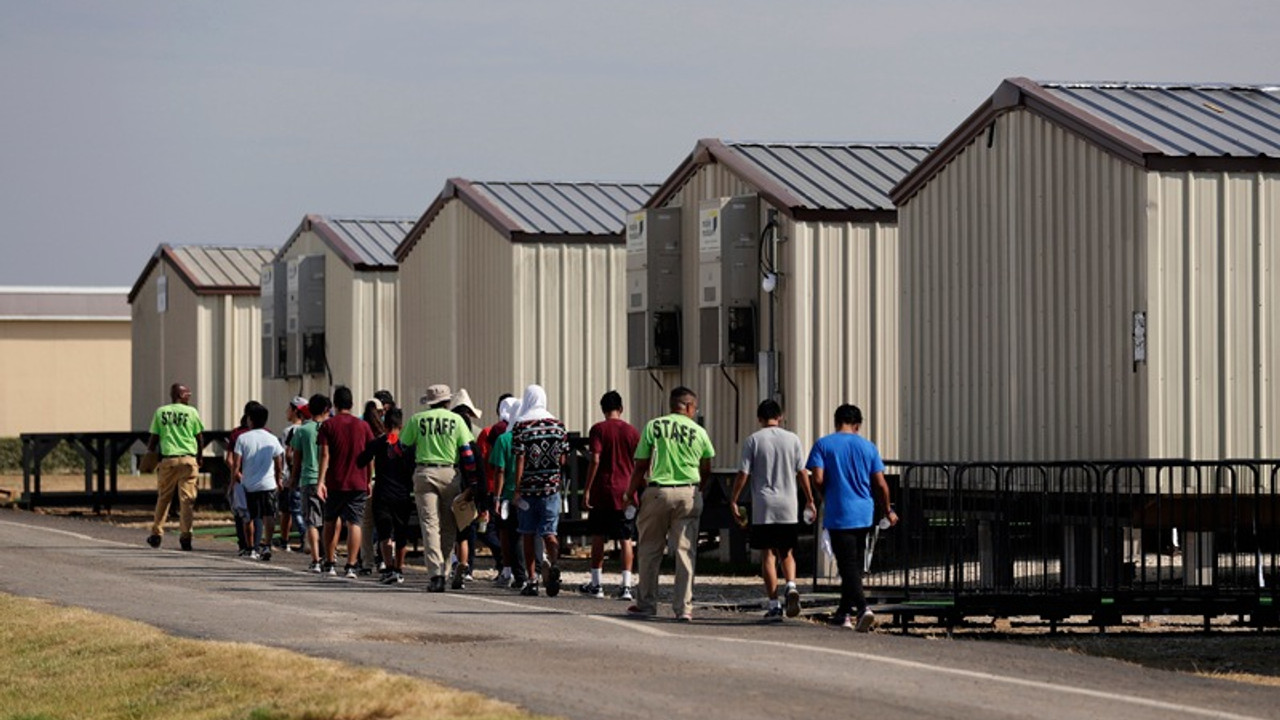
[1,510,1275,720]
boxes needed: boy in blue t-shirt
[806,404,897,632]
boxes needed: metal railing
[19,431,234,511]
[851,460,1280,613]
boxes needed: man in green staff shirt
[146,383,205,551]
[626,386,714,622]
[400,384,479,592]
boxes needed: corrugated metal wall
[649,163,904,465]
[783,219,901,459]
[1146,170,1280,459]
[399,200,628,434]
[511,239,628,435]
[653,163,758,464]
[202,294,262,430]
[130,263,199,430]
[400,202,467,407]
[263,232,398,422]
[900,108,1148,461]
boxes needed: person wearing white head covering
[482,394,524,587]
[510,384,569,597]
[513,384,555,424]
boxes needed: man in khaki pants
[146,383,205,551]
[626,386,715,621]
[400,384,479,593]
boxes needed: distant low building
[128,244,276,431]
[0,287,131,435]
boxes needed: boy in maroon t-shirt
[317,386,374,578]
[579,390,640,600]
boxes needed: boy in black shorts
[579,391,640,600]
[358,408,416,584]
[729,400,815,620]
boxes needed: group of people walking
[145,381,896,631]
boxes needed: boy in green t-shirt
[626,386,714,621]
[146,383,205,551]
[290,394,331,571]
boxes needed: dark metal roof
[1040,82,1280,158]
[468,182,656,235]
[170,246,276,289]
[645,139,933,221]
[277,215,415,271]
[892,78,1280,205]
[0,287,130,320]
[396,179,659,261]
[128,245,276,303]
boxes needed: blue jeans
[517,492,560,536]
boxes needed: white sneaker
[855,609,876,633]
[615,585,633,601]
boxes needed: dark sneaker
[427,575,447,593]
[545,566,561,597]
[179,536,193,552]
[451,564,469,590]
[259,547,272,562]
[379,569,397,585]
[146,534,161,548]
[784,587,801,618]
[358,565,373,576]
[510,575,526,589]
[626,604,655,618]
[764,605,784,621]
[520,581,539,597]
[615,586,633,601]
[344,564,359,579]
[323,562,336,576]
[578,582,604,598]
[308,561,323,573]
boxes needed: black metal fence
[845,459,1280,625]
[20,431,233,511]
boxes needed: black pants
[828,527,870,618]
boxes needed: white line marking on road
[699,636,1266,720]
[4,519,1265,719]
[0,520,134,547]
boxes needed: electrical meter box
[260,261,288,379]
[286,254,326,376]
[625,207,682,369]
[698,195,759,365]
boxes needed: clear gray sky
[1,1,1275,286]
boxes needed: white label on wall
[157,275,168,314]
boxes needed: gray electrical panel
[286,254,326,376]
[625,207,682,369]
[260,261,288,379]
[698,195,759,365]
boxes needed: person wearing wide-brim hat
[399,383,479,592]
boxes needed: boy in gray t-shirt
[730,399,814,620]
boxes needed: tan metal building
[0,287,131,435]
[129,245,275,431]
[260,215,411,419]
[636,140,932,463]
[892,78,1280,461]
[395,179,656,433]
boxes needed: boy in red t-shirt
[579,390,640,600]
